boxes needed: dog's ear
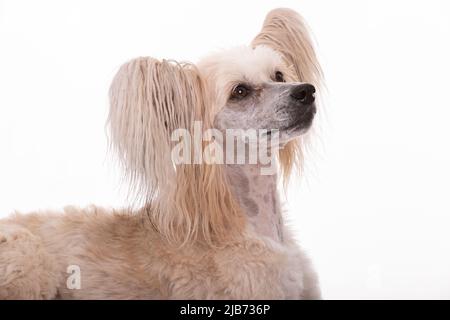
[253,8,323,183]
[252,8,323,86]
[108,57,198,198]
[108,57,243,246]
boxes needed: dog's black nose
[290,83,316,105]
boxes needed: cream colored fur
[0,8,322,299]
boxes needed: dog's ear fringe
[252,8,323,184]
[252,8,323,87]
[108,57,244,247]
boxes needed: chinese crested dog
[0,8,323,299]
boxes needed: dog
[0,8,323,299]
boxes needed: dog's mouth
[281,103,316,133]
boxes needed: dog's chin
[280,107,316,141]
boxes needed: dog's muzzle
[282,83,316,132]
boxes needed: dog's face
[198,46,316,144]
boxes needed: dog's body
[0,8,323,299]
[1,203,319,299]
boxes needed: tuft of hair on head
[108,57,244,247]
[252,8,324,185]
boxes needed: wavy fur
[108,58,244,246]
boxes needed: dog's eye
[274,71,285,82]
[230,84,250,100]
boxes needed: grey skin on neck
[225,164,283,242]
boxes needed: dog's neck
[225,164,283,242]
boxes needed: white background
[1,0,450,299]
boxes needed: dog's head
[199,46,316,141]
[108,8,322,246]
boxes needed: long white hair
[108,58,244,246]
